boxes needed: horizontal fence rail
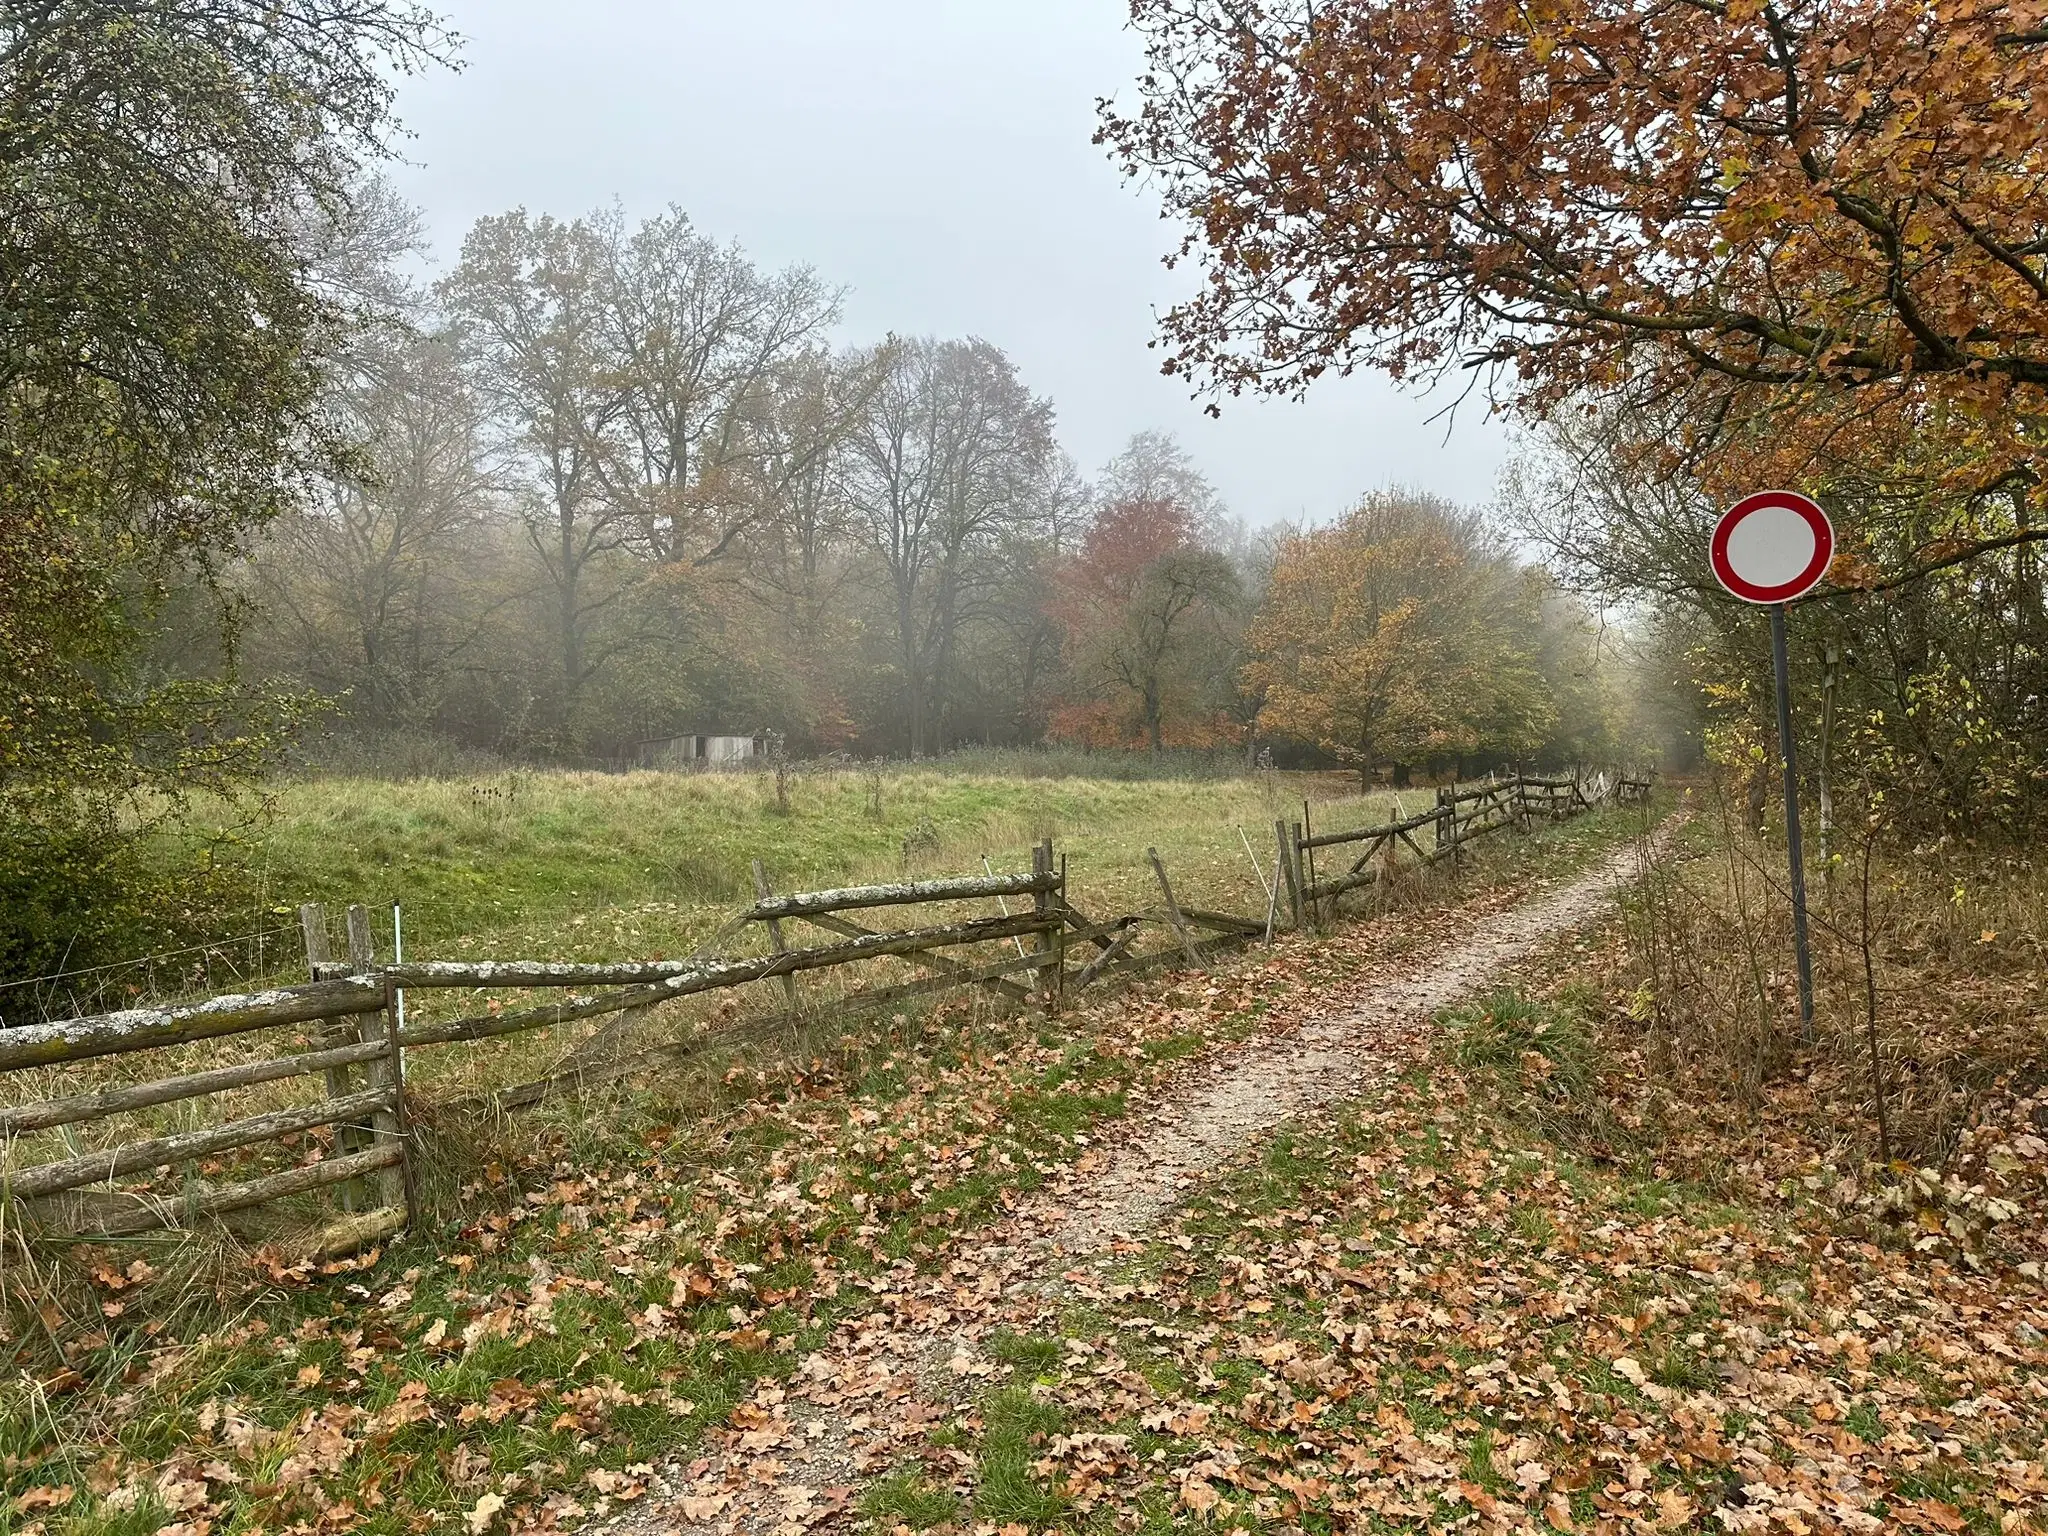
[7,1088,397,1202]
[0,980,383,1074]
[744,872,1060,922]
[1,776,1636,1248]
[0,1038,390,1138]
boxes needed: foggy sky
[387,0,1514,528]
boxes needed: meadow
[192,756,1457,971]
[0,757,1489,1158]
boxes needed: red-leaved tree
[1048,497,1243,750]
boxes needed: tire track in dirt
[609,830,1665,1536]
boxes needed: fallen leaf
[1655,1487,1695,1528]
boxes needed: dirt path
[610,832,1661,1536]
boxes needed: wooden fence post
[1053,846,1069,1008]
[299,901,332,980]
[302,903,368,1211]
[1300,801,1319,926]
[300,904,354,1097]
[1033,840,1059,1015]
[345,905,406,1213]
[752,861,802,1017]
[1281,821,1304,930]
[1148,848,1202,967]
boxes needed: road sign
[1711,490,1834,605]
[1713,491,1832,1036]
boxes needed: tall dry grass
[1623,784,2046,1173]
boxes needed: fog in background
[387,0,1511,527]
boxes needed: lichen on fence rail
[7,1087,396,1201]
[743,871,1060,922]
[0,979,384,1073]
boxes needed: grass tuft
[974,1387,1071,1525]
[986,1329,1065,1378]
[863,1470,960,1528]
[1444,988,1598,1098]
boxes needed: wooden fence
[1280,771,1627,921]
[1,775,1631,1250]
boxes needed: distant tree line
[227,198,1645,777]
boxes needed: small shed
[636,732,768,769]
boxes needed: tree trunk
[896,583,924,757]
[559,498,582,726]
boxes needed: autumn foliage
[1105,0,2048,828]
[1047,497,1243,751]
[1102,0,2048,505]
[1248,494,1568,783]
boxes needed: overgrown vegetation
[1604,794,2048,1264]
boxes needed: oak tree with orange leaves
[1101,0,2048,571]
[1246,493,1558,784]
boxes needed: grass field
[195,761,1458,968]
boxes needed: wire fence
[0,908,396,1031]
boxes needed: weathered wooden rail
[1,774,1629,1250]
[1287,770,1616,919]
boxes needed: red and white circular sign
[1711,491,1835,605]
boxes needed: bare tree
[743,347,894,746]
[251,330,505,727]
[589,206,843,570]
[845,338,1055,756]
[1099,430,1235,548]
[440,211,633,741]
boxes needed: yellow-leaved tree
[1246,493,1558,785]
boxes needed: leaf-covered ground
[851,934,2048,1535]
[51,803,2023,1536]
[23,801,2047,1536]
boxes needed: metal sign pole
[1771,603,1816,1037]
